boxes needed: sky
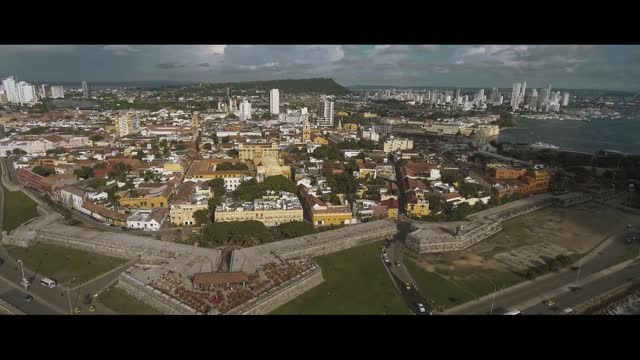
[1,45,640,91]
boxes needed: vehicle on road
[24,294,33,303]
[562,308,576,315]
[404,282,411,290]
[88,305,96,312]
[384,259,391,264]
[40,278,57,288]
[395,261,401,267]
[543,299,555,308]
[416,303,426,313]
[504,309,524,315]
[73,306,81,314]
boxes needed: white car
[416,303,426,313]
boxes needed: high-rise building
[228,97,237,112]
[51,85,64,99]
[520,81,527,100]
[562,92,570,106]
[40,84,52,98]
[545,84,552,101]
[239,99,252,121]
[319,97,334,126]
[269,89,280,115]
[115,112,139,137]
[529,89,539,111]
[82,81,89,97]
[511,82,521,109]
[16,82,37,103]
[2,76,19,103]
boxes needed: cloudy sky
[1,45,639,90]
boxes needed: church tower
[302,115,311,143]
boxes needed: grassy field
[272,242,408,315]
[98,285,161,315]
[6,243,127,286]
[405,258,525,312]
[2,186,40,233]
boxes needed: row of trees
[196,220,317,247]
[234,175,296,202]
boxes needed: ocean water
[498,116,640,155]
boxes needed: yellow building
[387,207,398,219]
[238,142,279,161]
[118,185,172,209]
[215,208,303,227]
[311,133,328,145]
[343,123,358,131]
[406,200,430,218]
[170,202,209,226]
[300,189,354,226]
[164,162,184,173]
[255,157,291,180]
[336,111,350,117]
[363,112,378,118]
[185,159,251,181]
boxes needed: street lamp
[17,260,29,291]
[574,264,582,286]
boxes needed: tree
[90,134,105,142]
[329,172,358,194]
[274,221,315,238]
[313,145,342,162]
[86,178,107,189]
[226,149,238,157]
[74,166,95,180]
[12,148,27,156]
[193,209,212,226]
[134,150,146,161]
[5,150,11,157]
[32,166,54,177]
[458,183,483,198]
[203,143,212,151]
[216,162,248,171]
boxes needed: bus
[40,278,57,288]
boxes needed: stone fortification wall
[116,272,202,315]
[226,266,324,315]
[36,230,170,264]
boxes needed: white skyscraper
[319,97,334,126]
[239,99,252,120]
[82,81,89,97]
[17,82,37,103]
[51,86,64,99]
[511,83,522,109]
[562,92,570,106]
[520,81,527,99]
[545,84,552,101]
[2,76,19,103]
[269,89,280,115]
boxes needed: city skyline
[1,45,640,91]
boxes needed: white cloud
[103,45,141,56]
[203,45,227,55]
[415,45,440,51]
[455,60,464,65]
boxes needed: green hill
[208,78,350,95]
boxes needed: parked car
[404,282,411,290]
[562,308,576,315]
[24,294,33,303]
[416,303,426,313]
[543,299,555,308]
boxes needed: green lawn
[272,242,408,315]
[98,285,161,315]
[405,259,526,312]
[3,186,40,233]
[6,243,127,286]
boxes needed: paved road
[0,276,60,314]
[523,261,640,315]
[383,239,431,315]
[447,231,639,314]
[0,246,123,315]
